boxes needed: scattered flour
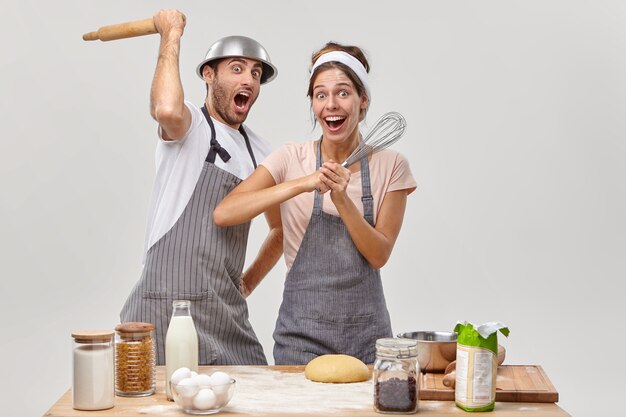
[226,367,373,414]
[137,404,178,414]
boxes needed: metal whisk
[341,111,407,168]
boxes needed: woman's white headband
[310,51,370,98]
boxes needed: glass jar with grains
[373,338,419,414]
[115,322,156,397]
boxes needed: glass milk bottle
[71,330,115,410]
[165,300,199,400]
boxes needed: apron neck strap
[359,152,374,225]
[238,124,257,169]
[201,105,257,168]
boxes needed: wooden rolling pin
[442,362,456,388]
[82,18,157,41]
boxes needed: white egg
[175,377,199,398]
[193,373,212,387]
[210,373,233,397]
[209,371,231,386]
[170,367,192,385]
[190,371,198,378]
[192,388,217,410]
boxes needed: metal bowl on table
[397,331,457,373]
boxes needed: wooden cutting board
[420,365,559,402]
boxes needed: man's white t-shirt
[142,101,272,263]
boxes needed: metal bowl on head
[196,35,277,84]
[397,331,457,373]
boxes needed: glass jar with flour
[71,330,115,410]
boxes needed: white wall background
[1,1,624,416]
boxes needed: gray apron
[273,140,393,365]
[120,107,267,366]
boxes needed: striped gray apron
[273,140,393,365]
[120,109,267,366]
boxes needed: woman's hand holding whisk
[319,160,350,201]
[305,171,330,194]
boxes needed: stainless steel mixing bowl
[196,35,277,84]
[397,331,457,373]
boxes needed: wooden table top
[44,365,571,417]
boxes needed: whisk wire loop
[341,111,406,168]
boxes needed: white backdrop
[1,1,624,416]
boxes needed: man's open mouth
[234,92,251,110]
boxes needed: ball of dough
[305,354,371,383]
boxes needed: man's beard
[210,81,253,127]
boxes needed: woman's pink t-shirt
[261,141,417,271]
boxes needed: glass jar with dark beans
[373,338,419,414]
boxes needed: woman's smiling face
[311,68,368,144]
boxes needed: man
[120,9,282,366]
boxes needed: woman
[214,42,416,365]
